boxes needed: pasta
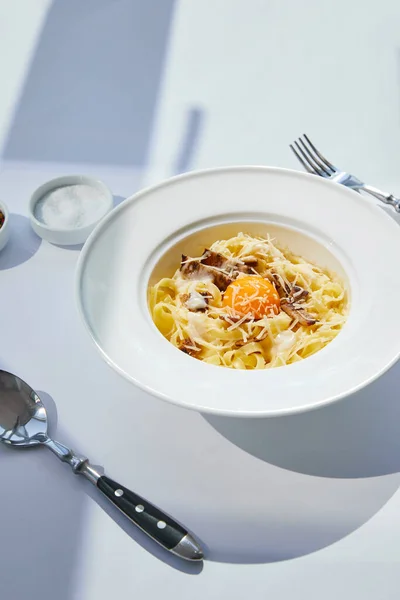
[149,233,348,369]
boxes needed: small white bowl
[29,175,113,246]
[76,166,400,417]
[0,200,10,252]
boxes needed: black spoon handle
[39,439,203,562]
[96,475,203,561]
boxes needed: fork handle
[360,184,400,213]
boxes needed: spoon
[0,370,203,561]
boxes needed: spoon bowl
[0,371,47,446]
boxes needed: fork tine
[298,137,331,176]
[292,141,325,176]
[289,144,315,174]
[302,134,336,172]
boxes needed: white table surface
[1,1,400,599]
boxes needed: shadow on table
[173,108,206,175]
[38,392,202,575]
[0,390,87,600]
[204,361,400,479]
[197,362,400,563]
[0,214,42,270]
[2,0,177,168]
[1,0,207,188]
[4,381,397,570]
[33,384,400,568]
[113,195,126,207]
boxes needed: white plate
[76,167,400,417]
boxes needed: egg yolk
[223,276,280,319]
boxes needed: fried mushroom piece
[181,249,253,291]
[180,249,255,292]
[180,254,233,291]
[178,338,200,356]
[280,302,316,326]
[200,249,253,276]
[270,271,317,325]
[241,256,259,267]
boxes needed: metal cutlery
[0,370,204,561]
[290,134,400,213]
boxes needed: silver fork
[290,134,400,213]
